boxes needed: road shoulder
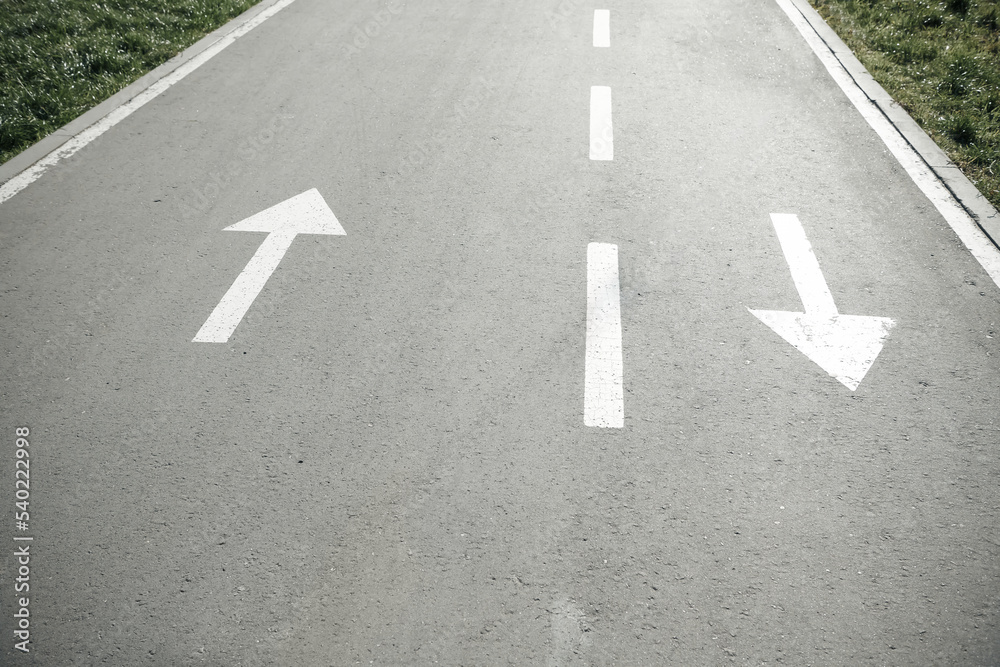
[788,0,1000,249]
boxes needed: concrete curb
[790,0,1000,250]
[0,0,284,188]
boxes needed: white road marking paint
[769,213,838,318]
[589,86,614,161]
[585,243,624,427]
[549,599,591,661]
[749,214,895,391]
[776,0,1000,288]
[0,0,300,206]
[593,10,610,47]
[193,189,345,343]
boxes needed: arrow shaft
[771,213,838,317]
[193,230,298,343]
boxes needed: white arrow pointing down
[193,188,345,343]
[749,214,894,391]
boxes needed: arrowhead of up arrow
[224,188,345,235]
[748,309,895,391]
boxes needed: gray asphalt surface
[1,0,999,664]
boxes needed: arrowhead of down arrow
[748,309,895,391]
[224,188,345,235]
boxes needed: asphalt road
[2,0,999,664]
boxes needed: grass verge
[808,0,1000,213]
[0,0,265,166]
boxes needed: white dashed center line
[589,86,613,161]
[593,10,610,47]
[585,243,624,428]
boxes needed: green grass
[808,0,1000,213]
[0,0,264,165]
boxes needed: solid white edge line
[0,0,300,206]
[593,10,610,48]
[589,86,614,161]
[585,242,624,428]
[775,0,1000,288]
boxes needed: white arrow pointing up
[749,214,894,390]
[193,188,345,343]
